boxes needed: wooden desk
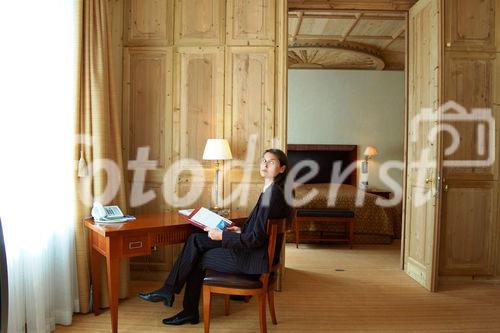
[85,212,246,333]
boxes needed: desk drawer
[122,234,150,256]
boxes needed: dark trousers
[163,232,241,314]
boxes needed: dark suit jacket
[221,183,290,274]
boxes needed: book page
[178,208,194,216]
[190,207,232,230]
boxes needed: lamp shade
[202,139,233,160]
[363,146,378,157]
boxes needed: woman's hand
[226,226,241,234]
[204,227,223,241]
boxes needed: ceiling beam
[288,0,417,11]
[341,13,362,42]
[290,13,357,20]
[289,13,405,21]
[354,14,405,20]
[381,26,405,50]
[294,34,404,41]
[348,35,404,40]
[290,11,304,42]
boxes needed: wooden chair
[202,218,286,333]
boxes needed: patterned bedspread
[292,183,402,243]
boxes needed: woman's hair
[263,148,289,188]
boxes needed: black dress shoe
[138,289,175,307]
[162,310,199,325]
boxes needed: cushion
[203,270,262,289]
[296,209,354,218]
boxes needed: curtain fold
[74,0,129,313]
[0,1,81,331]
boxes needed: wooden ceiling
[288,1,418,70]
[288,0,417,11]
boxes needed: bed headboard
[286,144,358,186]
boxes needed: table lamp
[361,146,378,189]
[202,139,233,210]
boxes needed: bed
[287,144,402,244]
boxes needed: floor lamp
[203,139,233,212]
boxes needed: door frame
[285,0,444,290]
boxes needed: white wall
[288,69,405,190]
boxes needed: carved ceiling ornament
[288,8,406,70]
[288,41,386,70]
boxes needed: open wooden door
[403,0,443,291]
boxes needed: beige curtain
[74,0,128,313]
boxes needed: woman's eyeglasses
[260,158,278,166]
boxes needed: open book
[179,207,232,230]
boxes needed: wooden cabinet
[224,47,275,163]
[119,0,287,276]
[443,52,496,181]
[438,0,500,278]
[123,48,175,273]
[123,0,174,46]
[174,0,225,45]
[173,47,225,162]
[172,47,225,210]
[226,0,276,45]
[445,0,495,51]
[440,180,497,276]
[224,47,276,213]
[122,47,173,183]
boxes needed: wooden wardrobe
[108,0,287,278]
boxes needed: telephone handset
[91,202,124,221]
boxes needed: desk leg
[89,245,102,315]
[105,237,121,333]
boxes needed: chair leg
[267,289,277,325]
[203,286,212,333]
[258,293,267,333]
[224,295,230,316]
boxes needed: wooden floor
[56,241,500,332]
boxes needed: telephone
[91,202,124,221]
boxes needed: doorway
[285,0,442,291]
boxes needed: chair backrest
[266,218,286,273]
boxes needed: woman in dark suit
[139,148,291,325]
